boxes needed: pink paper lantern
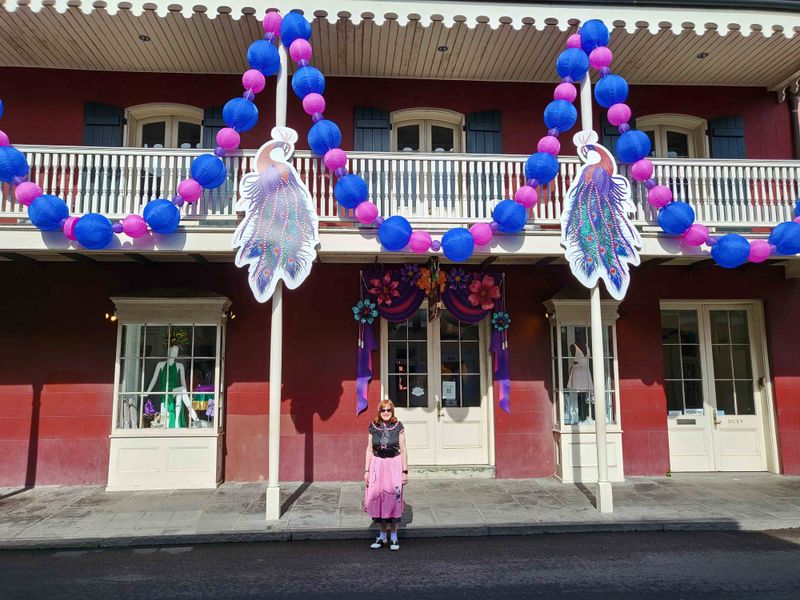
[15,181,43,206]
[263,11,283,36]
[514,185,538,208]
[589,47,613,69]
[537,136,561,156]
[794,216,800,224]
[682,223,708,247]
[302,93,326,116]
[324,148,347,171]
[470,222,493,246]
[631,158,654,182]
[566,34,582,49]
[648,185,673,208]
[177,178,202,204]
[63,216,79,241]
[748,239,771,263]
[0,130,9,146]
[242,69,266,94]
[554,82,577,103]
[354,200,378,224]
[289,39,313,63]
[216,128,240,151]
[607,103,632,127]
[409,230,432,253]
[122,214,148,238]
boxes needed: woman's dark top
[369,421,404,458]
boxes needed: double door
[662,303,771,471]
[381,307,490,466]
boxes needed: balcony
[1,146,798,235]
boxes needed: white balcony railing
[1,145,798,230]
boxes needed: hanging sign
[560,130,641,301]
[233,127,320,302]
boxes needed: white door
[382,307,490,466]
[662,304,768,472]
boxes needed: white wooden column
[266,40,289,521]
[580,72,613,513]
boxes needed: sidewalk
[2,473,799,549]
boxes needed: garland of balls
[2,13,798,263]
[541,19,800,268]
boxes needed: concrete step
[409,465,495,479]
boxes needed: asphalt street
[1,530,799,599]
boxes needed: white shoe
[370,537,386,549]
[390,539,400,551]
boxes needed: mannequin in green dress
[146,345,197,428]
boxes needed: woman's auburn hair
[372,399,398,426]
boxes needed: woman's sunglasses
[380,409,393,413]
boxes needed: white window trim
[391,107,466,153]
[635,113,709,158]
[125,102,204,148]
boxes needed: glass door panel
[396,124,420,152]
[177,121,201,149]
[431,125,455,152]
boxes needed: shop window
[545,299,621,428]
[117,323,222,430]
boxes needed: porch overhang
[1,1,799,96]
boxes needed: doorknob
[436,399,442,420]
[712,415,722,427]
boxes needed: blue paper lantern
[280,11,312,48]
[616,130,651,164]
[248,40,280,76]
[493,199,528,233]
[334,174,368,209]
[378,215,412,251]
[74,213,114,250]
[794,199,800,218]
[556,48,589,82]
[524,152,559,185]
[307,119,341,156]
[594,74,629,109]
[711,234,751,269]
[441,228,474,262]
[0,146,30,183]
[143,199,181,234]
[0,99,3,119]
[291,66,325,99]
[222,98,258,133]
[29,194,68,231]
[191,154,227,189]
[768,221,800,255]
[658,201,695,235]
[543,100,578,133]
[580,19,610,53]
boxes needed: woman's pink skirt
[364,454,404,520]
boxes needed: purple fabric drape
[490,328,511,415]
[356,322,377,415]
[356,266,510,415]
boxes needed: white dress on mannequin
[567,344,593,391]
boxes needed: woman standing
[364,399,408,550]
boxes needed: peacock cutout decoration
[561,130,641,301]
[233,126,320,303]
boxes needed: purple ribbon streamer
[490,329,511,414]
[356,322,377,415]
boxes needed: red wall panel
[0,67,792,159]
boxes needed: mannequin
[146,345,198,428]
[566,342,594,424]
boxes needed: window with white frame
[391,108,465,152]
[126,103,204,149]
[636,114,709,159]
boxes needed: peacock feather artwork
[233,127,320,303]
[561,130,641,301]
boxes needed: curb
[3,518,799,551]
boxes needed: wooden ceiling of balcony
[0,7,798,92]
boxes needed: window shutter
[354,107,390,151]
[202,106,226,149]
[709,116,745,159]
[83,103,124,147]
[600,113,621,157]
[465,110,502,154]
